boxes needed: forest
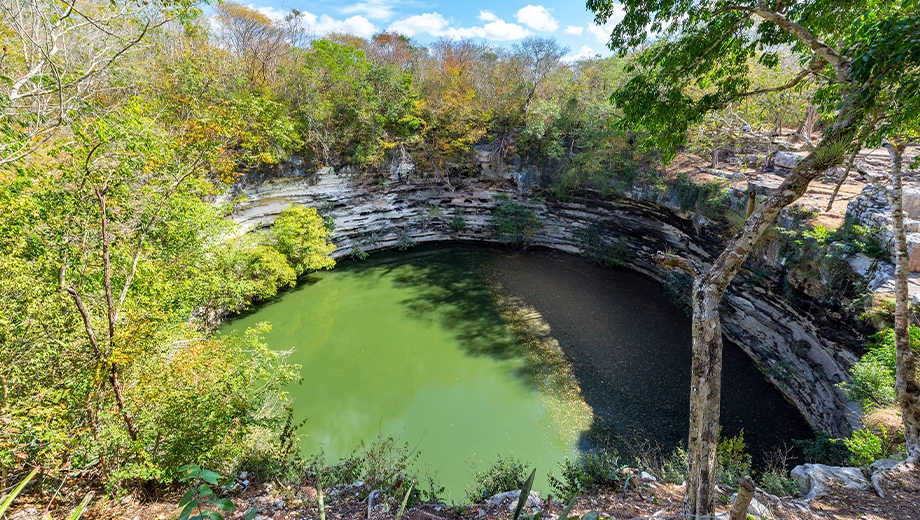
[2,1,920,519]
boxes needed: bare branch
[655,252,703,279]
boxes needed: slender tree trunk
[658,99,862,517]
[885,142,920,460]
[685,285,724,516]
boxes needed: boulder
[790,463,868,500]
[486,490,543,512]
[902,189,920,220]
[774,151,806,171]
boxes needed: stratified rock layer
[230,164,864,437]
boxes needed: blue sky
[241,0,627,60]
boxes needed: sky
[239,0,627,61]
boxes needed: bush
[492,195,542,248]
[844,427,891,467]
[838,327,919,411]
[108,323,299,487]
[466,456,528,503]
[673,172,729,217]
[450,209,467,232]
[716,430,751,487]
[794,433,850,466]
[577,224,630,267]
[309,435,442,504]
[757,446,798,497]
[759,470,800,497]
[548,451,626,501]
[271,205,336,275]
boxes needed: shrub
[450,209,467,232]
[654,447,688,484]
[465,456,528,503]
[396,227,416,251]
[716,430,751,487]
[794,433,850,466]
[759,470,800,497]
[270,205,336,275]
[838,327,919,411]
[757,446,798,497]
[108,323,299,487]
[309,435,442,503]
[548,451,626,501]
[492,195,542,248]
[844,427,891,467]
[672,172,729,217]
[577,224,630,267]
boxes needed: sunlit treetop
[585,0,920,160]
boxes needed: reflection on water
[223,244,813,499]
[223,246,591,499]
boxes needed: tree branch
[655,252,703,279]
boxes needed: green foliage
[838,327,920,410]
[396,228,416,251]
[310,435,441,504]
[492,195,542,248]
[716,431,751,488]
[778,217,887,295]
[673,173,729,218]
[844,427,892,467]
[177,465,255,520]
[548,451,626,501]
[270,205,336,275]
[652,447,688,485]
[758,470,799,498]
[794,433,850,466]
[511,469,536,520]
[466,456,528,503]
[450,209,468,232]
[577,224,630,267]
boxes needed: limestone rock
[790,463,868,500]
[486,490,543,512]
[774,151,806,171]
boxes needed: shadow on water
[479,246,814,469]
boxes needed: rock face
[230,163,864,437]
[773,151,807,171]
[790,464,868,500]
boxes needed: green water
[223,246,591,500]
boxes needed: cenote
[223,244,812,500]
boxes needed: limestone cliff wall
[230,166,864,437]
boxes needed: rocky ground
[22,460,911,520]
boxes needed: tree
[846,9,920,459]
[212,2,291,86]
[586,0,920,515]
[0,0,197,167]
[271,205,336,275]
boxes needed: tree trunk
[685,285,724,517]
[804,105,818,140]
[729,478,755,520]
[658,101,862,517]
[886,142,920,460]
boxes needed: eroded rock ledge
[230,164,864,437]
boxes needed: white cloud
[478,10,499,22]
[388,12,450,37]
[248,4,287,21]
[564,25,583,36]
[388,12,530,41]
[563,45,597,63]
[299,11,379,38]
[340,0,398,22]
[515,5,558,32]
[587,4,625,44]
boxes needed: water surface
[224,245,812,499]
